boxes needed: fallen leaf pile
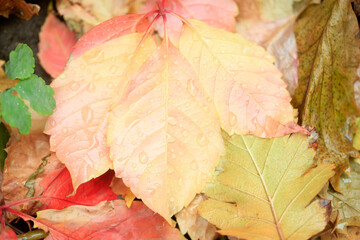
[1,0,360,239]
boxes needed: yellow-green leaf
[292,0,360,191]
[199,133,334,240]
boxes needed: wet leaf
[35,200,184,239]
[292,0,360,191]
[38,13,77,78]
[199,133,334,240]
[179,19,305,137]
[5,44,35,80]
[327,160,360,234]
[0,0,39,20]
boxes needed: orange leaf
[35,200,183,240]
[0,0,39,20]
[38,13,77,78]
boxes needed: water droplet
[70,82,80,91]
[50,119,56,127]
[174,61,178,65]
[80,64,86,70]
[139,151,148,164]
[171,153,176,159]
[168,117,177,125]
[81,106,94,123]
[88,82,95,92]
[229,112,237,127]
[170,148,175,153]
[138,132,144,137]
[182,130,189,137]
[131,162,137,168]
[187,79,196,96]
[257,85,262,89]
[208,131,214,137]
[202,105,209,113]
[62,128,68,134]
[167,133,176,143]
[196,134,209,146]
[169,197,175,202]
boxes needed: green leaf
[292,0,360,191]
[198,133,334,240]
[0,90,31,134]
[4,44,35,80]
[0,122,9,171]
[13,75,55,115]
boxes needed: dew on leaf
[229,112,237,127]
[168,117,177,125]
[187,79,196,96]
[196,134,209,146]
[81,106,94,124]
[139,151,149,164]
[70,82,80,91]
[87,82,96,92]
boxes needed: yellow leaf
[179,20,305,138]
[45,33,157,190]
[198,133,335,240]
[107,43,225,222]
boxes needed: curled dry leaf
[35,200,183,240]
[198,133,334,240]
[1,134,50,216]
[56,0,132,35]
[292,0,360,191]
[175,194,217,240]
[38,13,77,78]
[320,226,360,240]
[0,0,39,20]
[327,160,360,234]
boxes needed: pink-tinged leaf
[40,165,117,210]
[0,228,17,240]
[107,43,224,222]
[36,200,184,240]
[71,14,150,59]
[179,20,306,137]
[45,33,157,190]
[38,13,77,78]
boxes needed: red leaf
[38,13,77,78]
[71,14,151,60]
[36,200,183,240]
[0,228,17,240]
[40,166,117,210]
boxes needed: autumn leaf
[320,226,360,240]
[40,166,117,210]
[327,160,360,234]
[292,0,360,191]
[0,227,17,240]
[35,200,184,239]
[1,134,50,216]
[38,13,77,78]
[175,194,217,240]
[0,0,39,20]
[179,19,305,137]
[56,0,133,35]
[198,133,334,240]
[110,177,135,207]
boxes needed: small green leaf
[0,122,10,171]
[0,90,31,134]
[5,44,35,80]
[13,75,56,115]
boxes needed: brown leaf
[1,134,52,217]
[0,0,39,20]
[292,0,360,191]
[320,226,360,239]
[175,194,217,240]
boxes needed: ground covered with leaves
[0,0,360,240]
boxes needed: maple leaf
[179,19,305,137]
[40,165,117,210]
[327,160,360,234]
[0,0,39,20]
[35,200,184,239]
[46,2,304,221]
[292,0,360,191]
[38,13,77,78]
[198,133,335,240]
[175,194,218,240]
[1,133,50,216]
